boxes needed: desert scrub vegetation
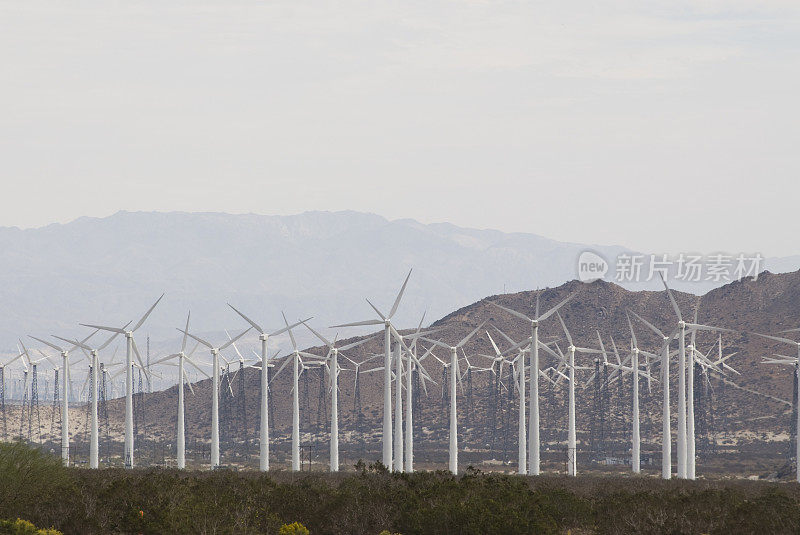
[2,443,800,534]
[0,519,62,535]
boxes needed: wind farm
[3,0,799,531]
[2,225,800,533]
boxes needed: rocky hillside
[91,269,800,465]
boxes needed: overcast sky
[2,1,798,256]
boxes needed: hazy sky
[2,1,799,256]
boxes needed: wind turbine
[29,330,97,466]
[271,313,322,471]
[555,312,604,476]
[618,315,660,474]
[755,329,800,482]
[54,330,124,469]
[81,294,164,468]
[658,276,726,479]
[227,303,308,472]
[179,325,251,469]
[386,318,438,472]
[489,291,577,475]
[332,269,412,470]
[629,310,679,479]
[303,323,375,472]
[487,327,535,475]
[150,312,208,469]
[684,308,731,479]
[422,321,486,474]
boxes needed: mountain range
[3,210,799,356]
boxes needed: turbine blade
[303,321,332,348]
[281,311,299,351]
[271,317,313,337]
[628,310,665,339]
[753,332,799,346]
[538,291,577,322]
[29,336,63,353]
[488,301,532,323]
[659,273,683,322]
[181,311,191,352]
[456,320,487,348]
[218,327,251,351]
[80,323,126,334]
[178,329,213,349]
[227,303,263,334]
[556,312,572,346]
[132,293,164,332]
[388,269,412,319]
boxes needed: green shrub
[279,522,310,535]
[0,518,62,535]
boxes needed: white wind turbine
[489,292,577,475]
[271,314,323,472]
[29,330,97,466]
[332,269,412,470]
[386,320,438,472]
[658,276,727,479]
[628,310,679,479]
[54,330,124,469]
[554,312,604,476]
[303,323,376,472]
[227,303,308,471]
[684,308,731,480]
[81,294,163,468]
[422,321,486,474]
[755,329,800,482]
[179,325,251,469]
[150,312,209,469]
[487,326,541,475]
[608,316,659,474]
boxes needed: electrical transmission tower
[30,364,40,444]
[441,367,449,412]
[694,366,708,455]
[465,366,474,430]
[487,364,500,455]
[18,370,29,442]
[791,363,798,461]
[50,369,60,440]
[314,367,327,465]
[99,364,109,460]
[352,365,365,456]
[0,367,5,441]
[236,361,248,458]
[302,368,311,469]
[589,360,600,458]
[219,364,232,450]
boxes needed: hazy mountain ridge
[2,210,798,355]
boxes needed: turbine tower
[180,325,250,469]
[332,269,412,470]
[54,330,122,469]
[555,312,604,476]
[227,303,307,471]
[304,323,375,472]
[81,294,163,468]
[629,310,678,479]
[422,321,486,474]
[489,291,577,475]
[29,331,97,466]
[150,312,207,469]
[756,330,800,482]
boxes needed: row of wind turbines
[6,270,799,481]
